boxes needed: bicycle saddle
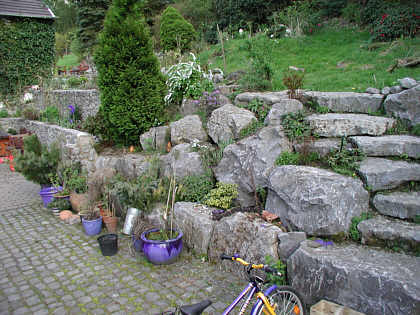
[179,299,212,315]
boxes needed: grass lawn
[56,53,80,68]
[198,27,420,92]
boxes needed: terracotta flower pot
[103,216,119,233]
[70,192,89,213]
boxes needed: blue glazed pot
[141,228,183,265]
[82,216,103,236]
[39,186,62,207]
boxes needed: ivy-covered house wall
[0,16,55,96]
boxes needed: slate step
[287,241,420,315]
[302,91,383,113]
[357,157,420,191]
[357,215,420,253]
[306,114,395,137]
[349,135,420,159]
[234,91,289,105]
[373,191,420,220]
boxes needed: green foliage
[239,120,264,139]
[75,0,111,54]
[160,6,197,52]
[341,2,362,25]
[81,112,112,142]
[385,118,410,135]
[412,124,420,136]
[0,109,8,118]
[265,256,287,286]
[349,212,373,242]
[282,70,305,99]
[94,0,167,145]
[44,0,77,34]
[326,138,365,177]
[204,182,238,210]
[0,17,55,96]
[7,128,17,135]
[196,139,234,169]
[66,169,88,193]
[306,101,329,114]
[239,98,269,122]
[14,135,61,185]
[22,107,40,120]
[165,53,214,105]
[179,173,215,203]
[281,111,312,143]
[40,106,60,123]
[66,76,88,88]
[47,198,72,210]
[275,151,300,166]
[312,0,347,19]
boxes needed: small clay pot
[103,216,119,233]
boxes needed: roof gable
[0,0,55,19]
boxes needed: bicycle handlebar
[220,254,281,275]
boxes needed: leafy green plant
[66,76,88,88]
[7,128,17,135]
[239,98,269,122]
[160,6,197,52]
[385,118,410,135]
[411,124,420,136]
[179,173,214,203]
[306,100,329,114]
[275,151,300,166]
[204,182,238,210]
[22,107,40,120]
[0,109,8,118]
[265,256,287,286]
[40,106,60,123]
[326,138,365,177]
[239,120,264,139]
[47,198,71,210]
[349,212,373,242]
[281,111,312,143]
[282,69,305,99]
[94,0,167,145]
[14,135,60,185]
[341,1,362,24]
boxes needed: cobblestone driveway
[0,164,246,314]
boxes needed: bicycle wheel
[255,286,305,315]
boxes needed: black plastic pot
[97,234,118,256]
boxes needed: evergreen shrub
[94,0,167,145]
[160,6,197,52]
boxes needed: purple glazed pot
[141,228,183,265]
[39,186,62,207]
[82,216,103,236]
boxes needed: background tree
[160,6,197,52]
[94,0,167,145]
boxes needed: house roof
[0,0,55,19]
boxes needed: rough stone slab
[398,77,418,89]
[373,192,420,220]
[170,115,208,145]
[294,138,352,157]
[160,143,205,179]
[264,99,303,125]
[140,126,169,152]
[287,241,420,315]
[267,166,368,235]
[217,84,241,95]
[208,212,282,274]
[115,154,152,179]
[358,216,420,252]
[390,85,403,94]
[384,85,420,126]
[365,87,380,94]
[215,126,292,207]
[302,91,383,113]
[278,232,306,260]
[349,135,420,158]
[234,91,289,105]
[173,202,216,255]
[306,114,395,137]
[207,104,256,144]
[357,158,420,191]
[311,300,366,315]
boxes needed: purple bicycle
[162,254,305,315]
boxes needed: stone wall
[0,118,97,173]
[32,89,100,120]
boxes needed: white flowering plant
[165,53,215,105]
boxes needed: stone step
[234,91,289,105]
[357,157,420,191]
[287,241,420,315]
[349,135,420,159]
[373,191,420,220]
[306,114,395,137]
[302,91,383,114]
[357,215,420,253]
[311,300,365,315]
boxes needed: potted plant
[141,177,183,265]
[66,163,89,213]
[80,205,102,236]
[14,135,61,207]
[47,198,72,216]
[49,173,69,200]
[101,190,119,233]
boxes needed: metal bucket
[123,207,140,235]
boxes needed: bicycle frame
[222,282,278,315]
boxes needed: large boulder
[140,126,170,152]
[208,212,282,273]
[306,114,395,137]
[160,143,206,179]
[207,104,257,144]
[264,99,304,125]
[266,166,369,235]
[115,154,153,179]
[170,115,208,145]
[349,135,420,159]
[373,192,420,220]
[384,85,420,126]
[287,241,420,315]
[234,91,289,106]
[215,126,292,207]
[357,158,420,191]
[173,202,216,255]
[302,91,383,113]
[398,77,418,89]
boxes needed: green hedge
[0,17,55,95]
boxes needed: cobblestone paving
[0,164,247,314]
